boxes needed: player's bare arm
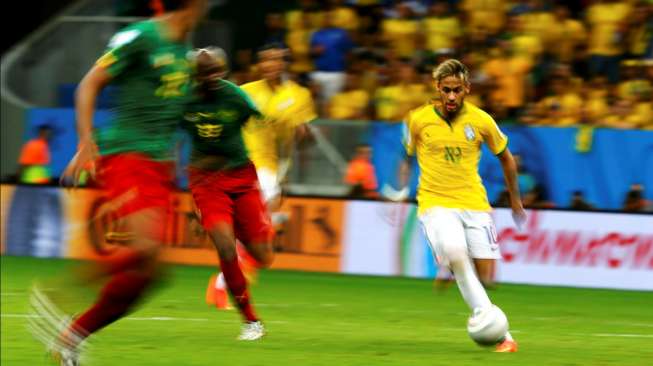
[62,65,112,185]
[497,148,526,229]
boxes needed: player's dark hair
[257,42,286,54]
[255,42,289,62]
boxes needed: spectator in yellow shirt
[328,0,360,33]
[328,72,370,120]
[374,60,429,121]
[601,98,639,129]
[460,0,508,35]
[548,4,587,65]
[538,76,584,126]
[586,0,631,83]
[514,0,556,49]
[381,3,421,58]
[583,77,611,124]
[483,41,533,117]
[422,2,461,53]
[618,60,652,102]
[625,0,652,58]
[286,12,314,74]
[504,14,542,64]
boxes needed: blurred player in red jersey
[205,43,318,310]
[28,1,208,364]
[183,48,274,340]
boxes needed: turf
[2,256,652,366]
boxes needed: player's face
[258,49,286,81]
[436,76,469,115]
[196,59,225,90]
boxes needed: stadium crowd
[204,0,653,129]
[66,0,648,214]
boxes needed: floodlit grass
[2,256,652,365]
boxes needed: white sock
[215,272,226,290]
[504,331,514,342]
[450,257,492,311]
[271,212,289,225]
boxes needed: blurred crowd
[215,0,652,129]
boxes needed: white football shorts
[256,167,281,203]
[419,207,501,266]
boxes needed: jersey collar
[433,102,467,128]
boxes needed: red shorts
[188,163,272,244]
[97,153,175,219]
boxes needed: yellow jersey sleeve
[291,87,317,127]
[478,109,508,155]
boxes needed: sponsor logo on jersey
[196,124,223,139]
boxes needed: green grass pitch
[2,256,652,365]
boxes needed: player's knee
[209,231,237,260]
[256,251,274,268]
[441,241,467,263]
[247,241,274,268]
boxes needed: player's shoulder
[240,79,266,94]
[285,79,312,96]
[109,20,154,47]
[464,102,496,126]
[218,79,245,95]
[406,102,435,123]
[218,80,260,113]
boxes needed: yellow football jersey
[241,79,317,171]
[403,102,508,214]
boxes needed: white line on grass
[574,333,653,338]
[128,317,209,322]
[2,313,289,324]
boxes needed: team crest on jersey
[464,124,476,142]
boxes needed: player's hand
[381,184,409,202]
[511,201,526,231]
[61,137,99,187]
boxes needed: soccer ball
[467,305,509,346]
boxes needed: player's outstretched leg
[208,222,264,340]
[450,257,517,352]
[423,209,516,351]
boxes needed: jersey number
[444,146,462,163]
[196,124,223,140]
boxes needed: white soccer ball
[467,305,509,346]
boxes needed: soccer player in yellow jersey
[241,43,317,211]
[401,59,525,353]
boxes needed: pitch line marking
[2,314,288,324]
[579,333,653,338]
